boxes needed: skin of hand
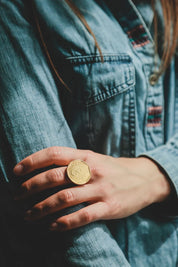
[13,146,171,231]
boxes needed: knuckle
[58,190,74,204]
[82,210,92,223]
[98,182,108,197]
[34,204,50,216]
[64,217,72,228]
[47,146,60,162]
[41,205,51,215]
[92,166,102,178]
[20,182,30,194]
[105,198,122,218]
[26,156,34,170]
[84,150,94,162]
[33,204,43,215]
[104,199,114,210]
[47,168,63,184]
[105,154,113,161]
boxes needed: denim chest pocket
[65,54,136,157]
[66,54,135,106]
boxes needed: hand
[13,146,171,231]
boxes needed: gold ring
[67,159,91,185]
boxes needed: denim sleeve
[139,133,178,217]
[0,1,130,266]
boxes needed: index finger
[13,146,95,176]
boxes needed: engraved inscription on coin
[67,160,91,185]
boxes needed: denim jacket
[0,0,178,266]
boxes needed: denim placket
[107,0,164,153]
[175,56,178,133]
[143,65,164,150]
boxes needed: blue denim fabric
[0,0,178,266]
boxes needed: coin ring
[67,159,91,185]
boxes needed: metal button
[149,73,159,86]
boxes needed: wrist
[117,156,171,204]
[136,157,171,203]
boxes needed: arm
[0,1,130,266]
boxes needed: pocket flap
[66,54,135,106]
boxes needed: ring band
[67,159,91,185]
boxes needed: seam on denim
[83,83,135,107]
[66,54,132,65]
[129,87,136,157]
[128,0,154,43]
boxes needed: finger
[15,167,69,200]
[24,184,101,221]
[13,146,95,176]
[49,202,108,231]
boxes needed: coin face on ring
[67,159,91,185]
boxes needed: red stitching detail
[147,123,161,127]
[127,24,144,35]
[148,106,162,111]
[132,40,150,47]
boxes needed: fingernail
[14,164,24,175]
[24,209,32,220]
[49,222,58,231]
[50,222,66,231]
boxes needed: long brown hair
[34,0,178,88]
[152,0,178,78]
[66,0,178,77]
